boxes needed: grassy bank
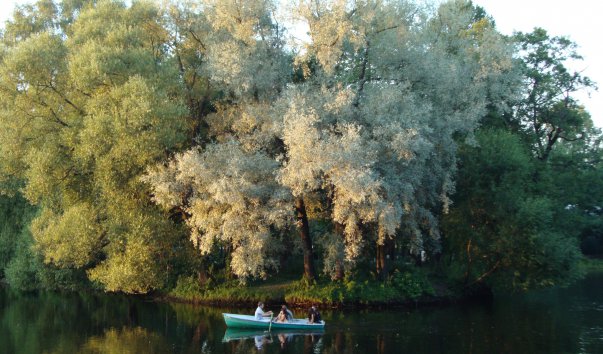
[164,269,459,308]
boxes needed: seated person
[307,305,322,324]
[281,305,294,321]
[276,309,288,323]
[255,301,273,320]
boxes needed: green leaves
[513,27,597,161]
[0,0,191,293]
[443,129,582,291]
[0,0,593,295]
[31,203,103,268]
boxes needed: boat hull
[222,313,325,330]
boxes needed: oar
[266,313,273,333]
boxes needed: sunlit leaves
[0,0,190,293]
[144,142,292,280]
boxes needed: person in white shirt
[254,301,273,320]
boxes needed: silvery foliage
[146,0,518,279]
[282,0,517,270]
[144,142,292,280]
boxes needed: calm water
[2,274,603,354]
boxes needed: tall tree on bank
[441,25,600,291]
[144,0,298,281]
[0,0,192,293]
[513,28,602,254]
[280,0,517,279]
[147,0,517,281]
[442,129,582,291]
[514,28,596,162]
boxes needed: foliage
[1,194,87,292]
[285,269,436,305]
[544,123,603,254]
[145,0,518,282]
[442,129,582,291]
[144,142,293,280]
[0,0,192,293]
[578,257,603,274]
[513,28,597,161]
[168,270,437,306]
[170,275,206,302]
[0,194,34,278]
[0,0,599,298]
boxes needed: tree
[144,142,292,280]
[442,129,581,291]
[280,0,517,279]
[0,0,534,291]
[144,0,298,282]
[514,28,597,161]
[0,0,193,293]
[510,27,603,261]
[545,120,603,255]
[145,0,516,282]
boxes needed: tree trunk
[334,222,345,281]
[376,242,384,276]
[295,197,316,281]
[376,237,394,280]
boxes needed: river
[1,273,603,353]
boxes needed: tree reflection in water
[78,327,170,354]
[3,274,603,354]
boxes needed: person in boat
[255,301,273,320]
[275,305,293,323]
[276,308,288,323]
[281,305,294,321]
[307,305,322,324]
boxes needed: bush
[390,270,435,300]
[284,269,437,305]
[169,275,205,301]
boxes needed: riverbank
[158,269,464,309]
[156,257,603,309]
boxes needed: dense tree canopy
[0,0,599,295]
[0,0,191,293]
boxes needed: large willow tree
[145,0,518,281]
[0,0,192,293]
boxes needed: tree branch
[467,259,501,288]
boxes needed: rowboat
[222,313,326,330]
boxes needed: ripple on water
[571,302,603,312]
[578,326,603,353]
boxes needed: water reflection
[222,328,324,350]
[222,328,324,353]
[1,274,603,353]
[78,327,170,354]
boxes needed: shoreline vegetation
[153,257,603,309]
[162,273,449,309]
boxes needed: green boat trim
[222,313,326,330]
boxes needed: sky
[0,0,601,127]
[471,0,602,128]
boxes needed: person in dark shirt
[307,305,322,324]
